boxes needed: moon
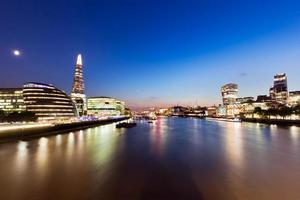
[13,50,21,56]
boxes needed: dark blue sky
[1,0,300,107]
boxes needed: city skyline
[1,0,300,108]
[2,2,300,198]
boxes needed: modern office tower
[221,83,238,105]
[23,82,77,120]
[71,54,87,116]
[269,87,275,101]
[87,97,125,117]
[269,73,288,104]
[0,88,25,112]
[288,91,300,106]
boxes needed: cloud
[239,72,247,77]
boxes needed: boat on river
[206,117,241,123]
[116,122,137,128]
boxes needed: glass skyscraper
[221,83,238,105]
[71,54,87,116]
[269,73,288,105]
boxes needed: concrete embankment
[0,117,129,143]
[241,118,300,126]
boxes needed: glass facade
[71,93,86,116]
[269,73,288,104]
[71,54,84,94]
[71,54,87,116]
[23,82,77,120]
[87,97,125,117]
[0,88,25,112]
[221,83,238,105]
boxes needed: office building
[288,91,300,106]
[237,97,254,103]
[242,101,271,114]
[206,106,217,117]
[256,95,271,102]
[0,88,25,112]
[216,105,227,117]
[226,104,242,117]
[269,73,288,104]
[87,97,125,117]
[221,83,238,105]
[71,54,87,116]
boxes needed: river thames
[1,117,300,200]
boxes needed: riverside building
[87,97,125,117]
[237,97,254,103]
[219,83,239,117]
[269,73,288,104]
[288,91,300,106]
[221,83,238,105]
[71,54,87,116]
[256,95,271,102]
[23,82,77,120]
[0,88,25,112]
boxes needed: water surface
[1,117,300,200]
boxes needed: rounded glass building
[23,82,77,120]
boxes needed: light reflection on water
[0,118,300,199]
[149,118,168,156]
[15,141,28,173]
[91,124,121,166]
[36,137,49,172]
[224,122,245,171]
[290,126,299,140]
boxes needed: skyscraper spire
[76,54,82,66]
[72,54,84,94]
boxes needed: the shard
[71,54,86,116]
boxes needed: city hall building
[0,83,77,120]
[23,82,77,120]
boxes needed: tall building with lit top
[71,54,87,116]
[221,83,238,105]
[269,73,288,104]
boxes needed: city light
[0,123,53,132]
[1,2,300,199]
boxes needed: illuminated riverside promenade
[1,117,300,199]
[0,117,127,141]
